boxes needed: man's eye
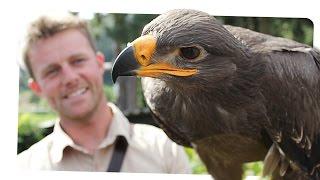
[179,47,200,60]
[73,58,85,65]
[45,68,59,77]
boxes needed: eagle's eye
[179,47,200,60]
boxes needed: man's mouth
[63,87,88,99]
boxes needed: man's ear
[96,51,105,68]
[28,79,42,96]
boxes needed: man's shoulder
[17,134,55,170]
[131,123,166,139]
[17,134,54,159]
[129,123,192,174]
[130,123,175,148]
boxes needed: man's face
[28,29,105,121]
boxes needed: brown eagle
[111,9,320,180]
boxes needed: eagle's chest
[153,90,264,140]
[194,134,268,163]
[143,78,266,140]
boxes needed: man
[17,13,191,173]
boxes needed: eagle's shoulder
[222,25,320,178]
[223,25,320,82]
[223,25,311,53]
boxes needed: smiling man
[17,14,191,173]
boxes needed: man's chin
[59,109,94,122]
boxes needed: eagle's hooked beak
[111,35,197,83]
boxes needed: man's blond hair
[22,14,97,80]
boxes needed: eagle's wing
[262,49,320,178]
[226,25,320,177]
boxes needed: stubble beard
[57,86,105,124]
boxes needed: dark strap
[107,136,128,172]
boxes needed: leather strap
[107,136,128,172]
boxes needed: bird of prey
[111,9,320,180]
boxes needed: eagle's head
[112,9,251,92]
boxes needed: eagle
[111,9,320,180]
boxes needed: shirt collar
[49,102,132,164]
[99,102,131,148]
[50,119,74,164]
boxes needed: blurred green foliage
[103,84,117,103]
[185,147,208,174]
[18,112,56,153]
[243,161,264,177]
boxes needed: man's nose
[61,65,78,87]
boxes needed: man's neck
[60,100,113,154]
